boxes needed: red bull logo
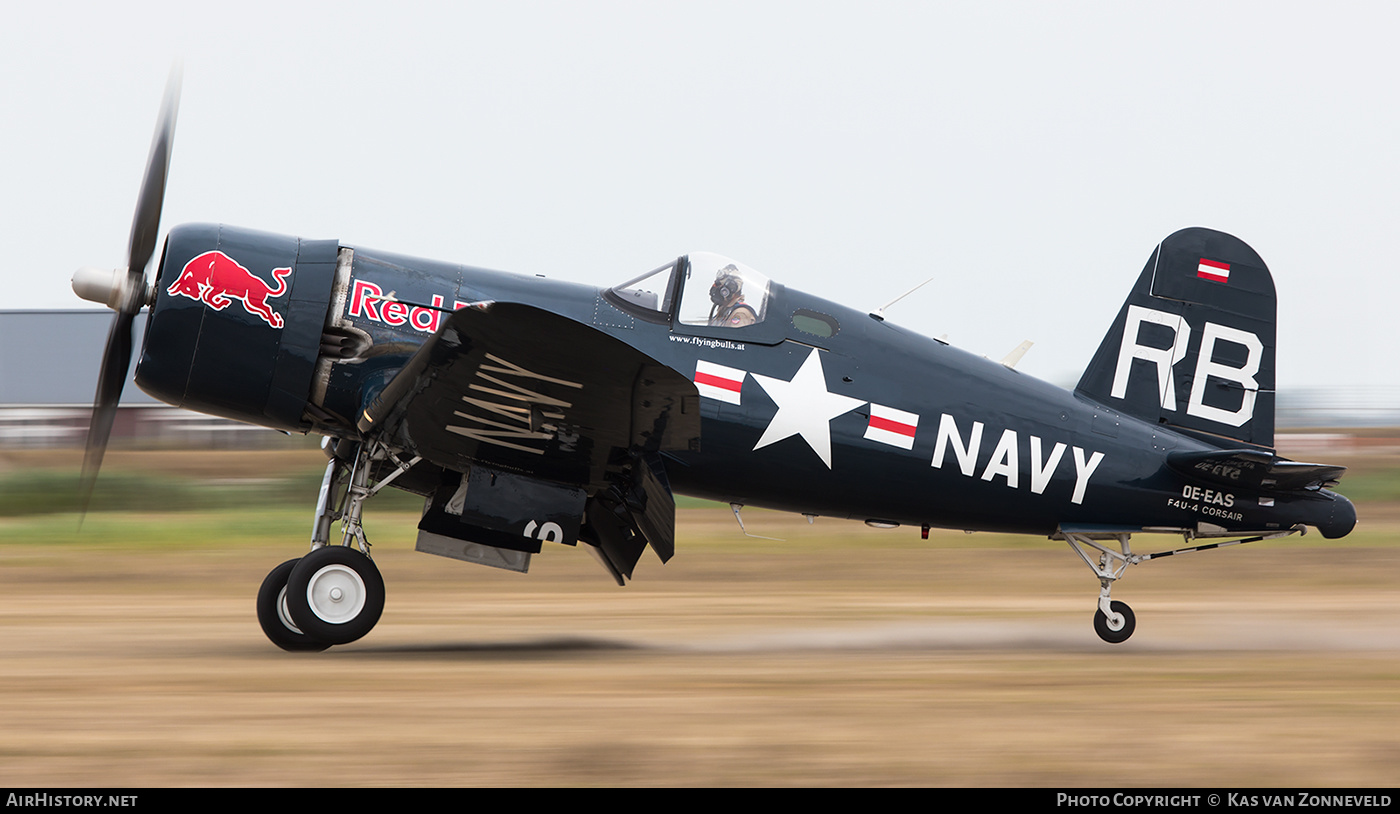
[167,250,291,329]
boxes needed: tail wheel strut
[1059,527,1305,644]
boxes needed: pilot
[707,265,758,327]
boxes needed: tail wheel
[1093,600,1136,644]
[256,558,330,652]
[285,546,385,645]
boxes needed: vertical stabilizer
[1075,228,1276,448]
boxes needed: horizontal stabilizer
[1167,449,1345,492]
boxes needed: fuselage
[136,224,1355,542]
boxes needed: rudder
[1075,227,1276,448]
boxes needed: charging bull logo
[167,250,291,329]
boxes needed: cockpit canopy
[607,252,771,329]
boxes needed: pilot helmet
[709,265,744,305]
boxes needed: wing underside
[360,301,700,581]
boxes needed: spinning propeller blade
[75,68,181,513]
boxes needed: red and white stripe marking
[864,403,919,449]
[1196,258,1230,283]
[694,360,746,405]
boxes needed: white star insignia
[750,348,866,468]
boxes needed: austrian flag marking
[864,403,919,450]
[694,360,746,405]
[1196,258,1230,283]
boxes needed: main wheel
[1093,600,1136,644]
[285,546,385,645]
[256,559,330,652]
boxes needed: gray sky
[3,1,1396,390]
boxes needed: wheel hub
[276,587,308,635]
[305,564,367,624]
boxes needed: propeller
[72,68,181,513]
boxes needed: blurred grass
[0,507,317,549]
[1328,464,1400,504]
[1,438,1395,550]
[2,456,1390,516]
[0,452,423,518]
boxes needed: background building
[0,310,293,448]
[2,310,1395,450]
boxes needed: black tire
[285,546,385,646]
[256,558,330,652]
[1093,600,1136,644]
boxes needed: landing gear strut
[1059,526,1307,644]
[1060,531,1141,644]
[255,439,419,651]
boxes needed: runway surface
[1,508,1397,786]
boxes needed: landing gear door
[418,466,587,553]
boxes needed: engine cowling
[135,223,340,433]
